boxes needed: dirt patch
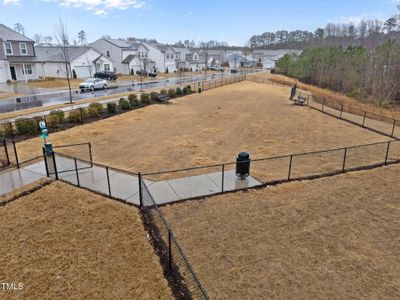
[14,81,389,175]
[162,164,400,299]
[0,181,172,299]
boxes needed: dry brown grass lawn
[26,78,83,89]
[0,181,172,300]
[15,81,390,174]
[0,92,24,100]
[162,164,400,299]
[250,72,400,120]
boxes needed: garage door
[74,66,92,78]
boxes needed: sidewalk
[1,156,261,205]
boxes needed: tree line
[275,40,400,107]
[249,6,400,50]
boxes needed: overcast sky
[0,0,398,45]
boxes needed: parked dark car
[94,71,118,80]
[230,69,238,73]
[136,70,157,78]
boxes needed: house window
[104,64,110,71]
[19,43,27,55]
[194,54,198,60]
[106,51,110,57]
[166,54,169,59]
[4,42,12,55]
[185,54,191,60]
[176,53,180,59]
[145,52,148,58]
[22,64,33,75]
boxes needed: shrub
[130,69,134,75]
[141,93,150,105]
[119,98,130,110]
[168,89,176,98]
[182,87,187,94]
[107,102,117,114]
[128,94,140,108]
[72,69,77,79]
[165,67,169,73]
[186,85,192,93]
[150,92,158,101]
[15,118,38,135]
[160,89,167,95]
[0,123,13,137]
[46,110,65,128]
[89,102,103,114]
[380,100,391,109]
[176,87,183,96]
[128,94,137,101]
[68,108,86,123]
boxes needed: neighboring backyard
[162,164,400,299]
[13,80,391,175]
[0,181,172,300]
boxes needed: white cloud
[43,0,145,15]
[3,0,20,5]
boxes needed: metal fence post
[42,147,49,177]
[342,148,347,172]
[12,139,19,168]
[340,104,344,119]
[391,120,396,137]
[51,151,58,180]
[74,158,80,187]
[221,164,225,193]
[80,108,84,123]
[168,231,172,270]
[9,123,14,139]
[106,166,111,197]
[138,172,143,207]
[3,139,10,166]
[287,155,293,180]
[89,142,93,167]
[362,112,367,127]
[385,141,391,165]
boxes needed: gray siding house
[90,38,149,74]
[0,23,38,83]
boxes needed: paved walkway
[0,156,261,205]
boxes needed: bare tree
[43,36,53,44]
[32,34,42,44]
[78,30,87,45]
[14,23,25,35]
[54,17,73,104]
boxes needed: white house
[35,46,114,78]
[91,38,150,74]
[152,44,177,73]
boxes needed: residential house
[252,49,302,69]
[173,47,206,71]
[35,46,114,79]
[0,23,38,83]
[153,44,177,73]
[91,38,151,74]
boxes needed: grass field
[250,72,400,120]
[14,81,390,175]
[161,164,400,299]
[26,78,83,89]
[0,181,172,300]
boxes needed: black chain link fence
[140,178,209,300]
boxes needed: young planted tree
[78,30,87,45]
[54,17,73,104]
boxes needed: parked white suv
[209,65,224,72]
[79,78,108,92]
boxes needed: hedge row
[0,85,195,138]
